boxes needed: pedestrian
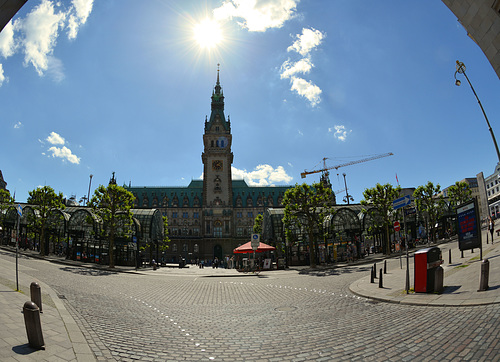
[489,217,495,243]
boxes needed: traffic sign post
[251,234,260,250]
[394,221,401,232]
[15,204,22,291]
[251,234,260,267]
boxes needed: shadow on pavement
[59,266,117,276]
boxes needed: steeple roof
[205,64,230,133]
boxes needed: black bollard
[370,266,374,283]
[434,266,444,294]
[373,263,377,278]
[384,260,387,274]
[379,269,383,288]
[449,249,452,265]
[478,259,490,292]
[23,301,45,350]
[30,282,42,313]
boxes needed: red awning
[233,241,276,254]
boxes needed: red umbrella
[233,241,276,254]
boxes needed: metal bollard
[384,260,387,274]
[370,266,374,283]
[23,301,45,350]
[373,263,377,278]
[449,249,452,265]
[478,259,490,292]
[379,269,383,288]
[30,282,42,313]
[434,266,444,294]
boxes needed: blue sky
[1,0,500,204]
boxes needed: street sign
[394,221,401,232]
[16,204,22,217]
[393,195,411,210]
[251,233,260,250]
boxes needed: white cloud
[67,0,94,40]
[47,131,65,145]
[280,27,325,106]
[47,145,80,164]
[232,164,293,185]
[17,0,66,76]
[45,131,80,164]
[0,21,16,58]
[0,64,5,86]
[287,27,325,56]
[280,57,312,79]
[289,76,321,106]
[13,121,22,129]
[213,0,299,32]
[0,0,93,81]
[329,125,351,141]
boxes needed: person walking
[489,217,495,243]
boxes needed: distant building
[484,162,500,218]
[126,70,292,262]
[0,170,7,192]
[442,0,500,79]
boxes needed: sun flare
[193,18,223,49]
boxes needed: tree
[89,183,135,268]
[413,181,445,243]
[27,186,65,256]
[253,213,263,234]
[0,189,14,239]
[361,183,401,255]
[447,181,472,209]
[283,182,335,268]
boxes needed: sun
[193,18,223,49]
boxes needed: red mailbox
[414,247,442,293]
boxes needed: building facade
[126,70,291,262]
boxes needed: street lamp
[454,60,500,163]
[342,173,354,205]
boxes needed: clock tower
[201,66,233,237]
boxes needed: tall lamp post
[454,60,500,163]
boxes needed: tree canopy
[447,181,472,209]
[413,181,445,242]
[283,182,335,267]
[89,183,135,268]
[361,183,401,255]
[27,186,65,256]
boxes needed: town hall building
[126,69,292,262]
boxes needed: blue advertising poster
[457,200,481,251]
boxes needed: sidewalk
[349,237,500,306]
[0,251,97,361]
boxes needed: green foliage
[283,182,335,267]
[89,184,135,267]
[27,186,65,256]
[447,181,472,209]
[413,181,445,242]
[253,213,263,234]
[361,183,401,255]
[0,189,14,230]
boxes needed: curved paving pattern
[15,259,500,361]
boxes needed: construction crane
[301,152,394,179]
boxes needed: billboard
[457,199,481,251]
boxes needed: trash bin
[414,247,443,293]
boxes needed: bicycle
[239,262,261,275]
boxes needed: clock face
[212,160,223,171]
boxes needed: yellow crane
[301,152,394,179]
